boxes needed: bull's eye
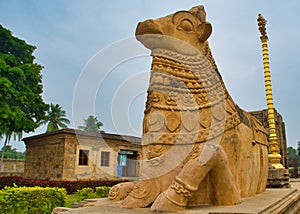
[179,19,194,32]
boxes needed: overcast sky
[1,0,300,152]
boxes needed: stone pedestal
[267,168,290,188]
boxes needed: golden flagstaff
[257,14,284,169]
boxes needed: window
[101,151,110,167]
[78,150,89,166]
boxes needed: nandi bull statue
[108,5,269,212]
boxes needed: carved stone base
[267,168,290,188]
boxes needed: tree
[1,145,25,160]
[0,25,48,170]
[287,146,299,178]
[78,115,104,133]
[40,103,70,132]
[287,146,298,159]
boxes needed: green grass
[65,194,78,208]
[65,186,111,208]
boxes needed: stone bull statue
[108,5,269,212]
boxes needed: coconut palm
[78,115,104,133]
[40,103,70,132]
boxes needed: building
[250,109,288,168]
[23,129,141,181]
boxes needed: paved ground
[53,179,300,214]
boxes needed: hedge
[95,186,111,197]
[0,176,127,194]
[75,186,111,201]
[0,185,67,214]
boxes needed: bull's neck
[151,48,220,82]
[145,48,228,113]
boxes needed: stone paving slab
[53,181,300,214]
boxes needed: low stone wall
[0,172,24,177]
[0,159,25,174]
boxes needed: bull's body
[108,6,268,212]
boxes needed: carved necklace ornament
[142,49,241,153]
[140,48,243,178]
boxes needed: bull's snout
[135,19,163,36]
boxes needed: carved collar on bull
[135,6,242,179]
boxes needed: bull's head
[135,6,212,55]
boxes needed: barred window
[101,151,110,167]
[78,150,89,166]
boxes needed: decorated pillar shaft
[257,14,283,169]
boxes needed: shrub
[75,187,96,201]
[75,186,111,201]
[0,176,128,194]
[95,186,111,197]
[0,185,67,214]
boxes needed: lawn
[65,194,78,208]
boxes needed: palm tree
[40,103,70,133]
[78,115,104,133]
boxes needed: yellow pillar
[257,14,284,169]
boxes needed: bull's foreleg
[151,144,241,212]
[209,151,241,205]
[119,177,161,208]
[108,181,136,201]
[151,158,211,211]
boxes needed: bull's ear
[197,22,212,42]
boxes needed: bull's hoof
[108,182,136,201]
[120,179,161,208]
[151,192,185,212]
